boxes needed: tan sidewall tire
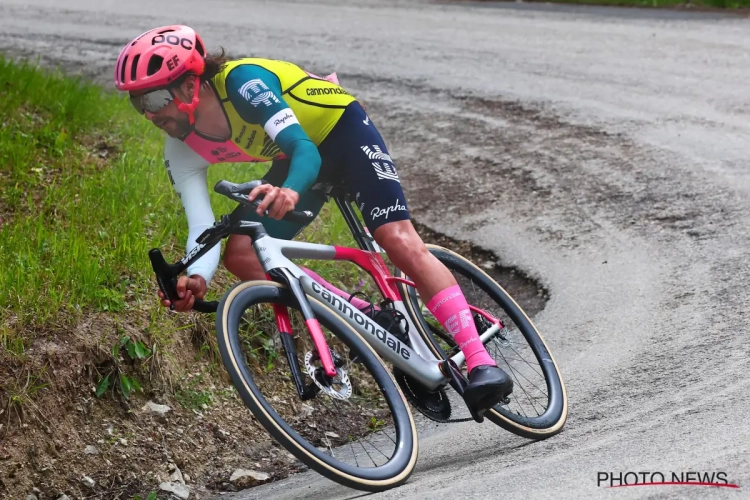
[217,280,418,491]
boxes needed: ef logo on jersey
[238,79,281,107]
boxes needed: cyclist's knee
[224,235,264,280]
[374,221,429,264]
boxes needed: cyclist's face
[129,84,191,138]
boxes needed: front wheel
[395,245,568,440]
[216,280,418,492]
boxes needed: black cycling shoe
[463,365,513,414]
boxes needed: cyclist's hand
[158,275,207,312]
[248,184,300,220]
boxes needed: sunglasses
[129,88,174,114]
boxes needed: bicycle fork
[269,269,338,401]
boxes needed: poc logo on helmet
[152,34,194,50]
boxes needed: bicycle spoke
[358,437,378,467]
[488,342,547,416]
[381,429,396,444]
[507,374,542,418]
[325,435,336,458]
[495,338,544,373]
[350,440,359,467]
[362,433,393,461]
[396,247,565,436]
[232,298,406,475]
[490,342,545,390]
[313,391,396,468]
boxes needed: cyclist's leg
[332,102,511,399]
[329,104,457,300]
[224,235,266,280]
[223,160,326,280]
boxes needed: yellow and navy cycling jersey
[214,58,356,151]
[182,58,356,194]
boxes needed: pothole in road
[413,220,549,317]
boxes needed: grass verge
[0,55,361,336]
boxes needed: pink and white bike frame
[253,234,505,391]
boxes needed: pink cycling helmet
[114,25,205,91]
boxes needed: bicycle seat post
[333,195,381,252]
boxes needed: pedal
[439,359,486,423]
[440,359,510,424]
[439,359,467,392]
[466,393,507,424]
[470,407,487,424]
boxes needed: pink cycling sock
[426,285,496,373]
[302,267,375,312]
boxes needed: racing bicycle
[149,180,568,492]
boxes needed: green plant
[116,335,153,361]
[368,416,387,431]
[95,336,153,399]
[3,369,49,425]
[0,329,27,359]
[133,492,157,500]
[175,373,213,410]
[0,55,389,498]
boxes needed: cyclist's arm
[163,135,220,285]
[226,65,321,195]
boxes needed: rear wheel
[395,245,568,439]
[216,280,418,491]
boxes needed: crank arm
[440,359,488,424]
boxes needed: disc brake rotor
[304,351,352,400]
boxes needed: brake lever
[196,214,231,245]
[148,249,180,310]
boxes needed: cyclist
[114,25,512,405]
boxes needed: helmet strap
[173,76,201,125]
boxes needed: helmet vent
[147,55,163,76]
[119,55,128,83]
[130,54,140,82]
[195,39,205,56]
[157,29,175,34]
